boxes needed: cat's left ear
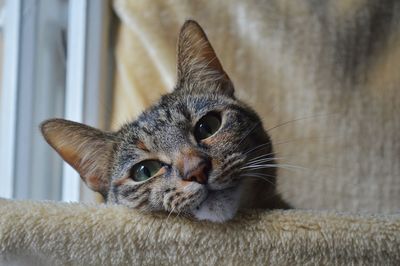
[41,119,116,197]
[176,20,234,96]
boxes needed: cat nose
[178,150,211,184]
[184,161,211,184]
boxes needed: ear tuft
[41,119,116,197]
[176,20,234,96]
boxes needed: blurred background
[0,0,115,202]
[0,0,399,214]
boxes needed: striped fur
[41,21,288,222]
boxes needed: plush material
[111,0,400,213]
[0,199,399,265]
[4,1,400,265]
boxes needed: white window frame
[0,0,21,198]
[0,0,113,202]
[63,0,113,202]
[62,0,88,202]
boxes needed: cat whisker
[244,142,273,156]
[240,174,276,186]
[243,135,333,163]
[244,157,283,166]
[273,135,334,147]
[236,121,262,147]
[175,208,183,219]
[245,151,278,161]
[240,159,280,169]
[241,171,276,178]
[166,205,177,221]
[241,170,277,181]
[240,114,334,159]
[266,113,334,133]
[240,165,285,171]
[240,163,309,172]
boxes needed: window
[0,0,114,202]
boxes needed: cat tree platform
[0,199,399,265]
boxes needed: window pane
[0,0,4,113]
[0,0,113,201]
[13,0,68,200]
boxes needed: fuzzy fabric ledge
[0,199,399,265]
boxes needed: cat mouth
[202,184,240,202]
[194,189,213,210]
[191,185,243,222]
[193,172,242,209]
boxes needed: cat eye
[130,160,163,182]
[194,113,222,140]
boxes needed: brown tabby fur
[41,20,289,222]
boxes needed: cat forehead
[157,92,233,114]
[131,93,233,127]
[117,92,238,144]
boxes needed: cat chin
[191,186,242,223]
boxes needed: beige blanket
[0,199,399,265]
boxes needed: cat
[40,20,289,223]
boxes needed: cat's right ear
[176,20,234,96]
[40,119,116,197]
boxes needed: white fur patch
[192,186,242,223]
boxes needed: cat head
[41,20,277,222]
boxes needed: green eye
[131,160,163,182]
[194,113,222,140]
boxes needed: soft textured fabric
[4,2,399,265]
[111,0,400,213]
[0,199,399,265]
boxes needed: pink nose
[177,149,211,184]
[184,161,211,184]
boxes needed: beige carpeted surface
[0,199,399,265]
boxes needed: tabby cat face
[41,20,278,222]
